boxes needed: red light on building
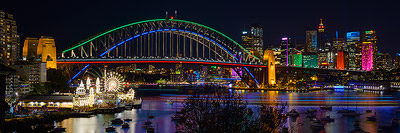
[321,62,328,66]
[337,52,345,70]
[170,17,174,19]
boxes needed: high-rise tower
[0,10,20,66]
[242,24,264,58]
[318,18,325,52]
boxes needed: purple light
[362,42,373,71]
[282,37,288,41]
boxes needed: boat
[366,116,376,122]
[146,126,155,133]
[111,118,123,125]
[105,126,116,132]
[121,123,130,128]
[321,116,334,122]
[148,115,155,119]
[287,109,299,117]
[124,118,132,122]
[320,106,332,110]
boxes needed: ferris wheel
[104,71,125,92]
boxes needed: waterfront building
[306,30,318,53]
[332,38,344,52]
[361,42,373,71]
[362,30,378,70]
[18,95,74,111]
[241,24,264,58]
[318,52,328,68]
[0,10,20,66]
[303,53,319,68]
[346,32,361,70]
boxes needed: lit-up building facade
[241,24,263,58]
[303,53,319,68]
[306,30,318,53]
[0,10,20,66]
[292,52,302,67]
[362,42,373,71]
[280,37,289,66]
[337,52,345,70]
[362,30,377,70]
[38,36,57,69]
[346,32,360,70]
[318,18,325,51]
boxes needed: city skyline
[1,0,399,56]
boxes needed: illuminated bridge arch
[60,19,260,63]
[59,18,264,88]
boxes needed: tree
[175,91,288,133]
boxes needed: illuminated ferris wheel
[104,71,125,92]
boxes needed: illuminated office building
[346,32,360,70]
[280,37,290,66]
[241,24,263,58]
[303,53,319,68]
[0,10,20,66]
[362,42,373,71]
[306,30,318,53]
[376,52,392,71]
[362,30,377,70]
[395,53,400,69]
[292,52,302,67]
[337,52,346,70]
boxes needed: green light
[62,19,259,60]
[211,66,217,69]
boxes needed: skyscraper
[362,30,377,70]
[306,30,318,53]
[318,18,325,51]
[346,32,360,70]
[0,10,20,66]
[242,24,263,58]
[280,37,290,66]
[362,42,373,71]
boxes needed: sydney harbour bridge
[56,18,274,88]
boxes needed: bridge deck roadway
[57,59,267,68]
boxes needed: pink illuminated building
[362,42,373,71]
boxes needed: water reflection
[59,90,400,132]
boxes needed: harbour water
[58,89,400,133]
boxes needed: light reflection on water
[59,90,400,133]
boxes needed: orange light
[170,17,174,19]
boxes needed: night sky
[2,0,399,56]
